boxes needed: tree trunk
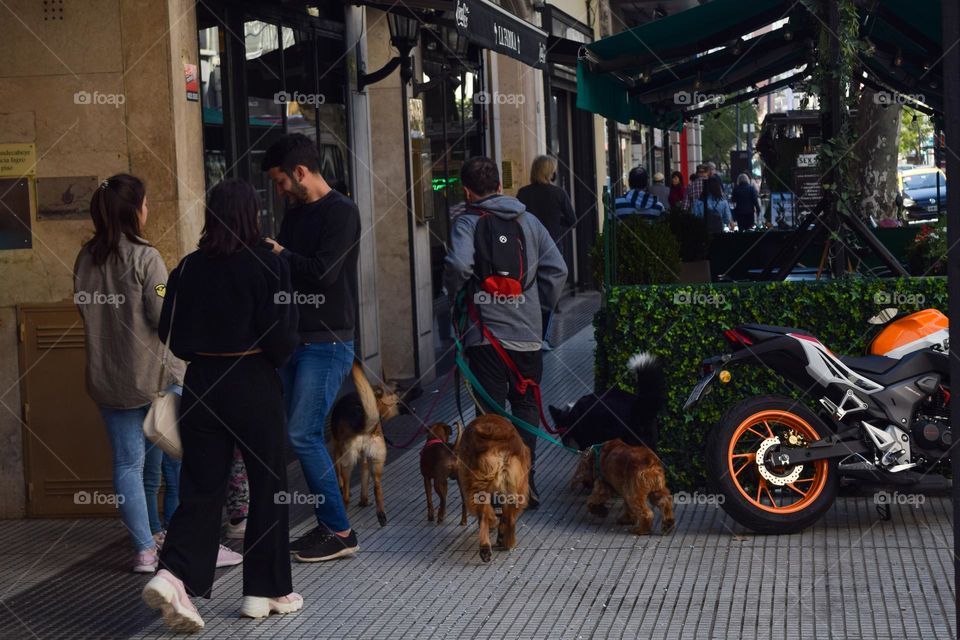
[852,86,902,221]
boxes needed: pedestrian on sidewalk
[444,156,568,509]
[668,171,685,210]
[261,133,362,562]
[648,172,671,205]
[731,173,761,231]
[74,173,185,574]
[682,164,708,212]
[516,154,575,348]
[614,166,665,220]
[142,179,301,632]
[692,175,734,233]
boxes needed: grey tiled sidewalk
[0,317,955,639]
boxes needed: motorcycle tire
[706,394,839,534]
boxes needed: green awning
[576,0,808,128]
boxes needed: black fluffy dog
[549,352,664,452]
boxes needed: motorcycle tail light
[723,328,753,347]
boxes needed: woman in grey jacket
[74,174,183,573]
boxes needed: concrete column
[345,6,383,376]
[364,9,434,383]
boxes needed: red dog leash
[465,301,561,435]
[384,367,457,450]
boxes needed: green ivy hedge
[594,277,947,490]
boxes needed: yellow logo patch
[155,284,166,298]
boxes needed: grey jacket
[443,194,568,348]
[74,235,184,409]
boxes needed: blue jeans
[143,384,182,533]
[279,341,354,532]
[99,405,155,552]
[143,445,180,533]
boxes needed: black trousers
[466,345,543,484]
[159,354,292,598]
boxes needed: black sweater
[277,190,360,343]
[159,242,299,368]
[516,183,576,244]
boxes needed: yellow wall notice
[0,143,37,178]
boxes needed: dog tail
[636,459,668,495]
[351,360,380,432]
[627,351,665,418]
[453,421,463,449]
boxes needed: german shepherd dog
[457,415,531,562]
[419,422,466,525]
[549,353,664,452]
[571,438,675,535]
[330,362,404,527]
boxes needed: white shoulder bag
[143,257,187,459]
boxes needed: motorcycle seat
[840,355,899,375]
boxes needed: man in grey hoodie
[444,156,568,508]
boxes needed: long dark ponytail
[86,173,149,265]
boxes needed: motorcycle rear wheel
[706,395,839,534]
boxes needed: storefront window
[421,44,485,367]
[196,5,350,238]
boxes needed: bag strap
[630,189,640,207]
[156,256,188,393]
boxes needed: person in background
[648,172,671,205]
[142,179,301,631]
[682,164,708,212]
[224,446,249,540]
[731,173,761,231]
[668,171,685,210]
[692,175,734,234]
[261,133,361,562]
[444,156,568,509]
[614,167,665,220]
[516,155,575,348]
[74,173,184,574]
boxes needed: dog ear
[442,423,452,441]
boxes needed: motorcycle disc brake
[756,437,803,486]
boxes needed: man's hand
[265,238,284,255]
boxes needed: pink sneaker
[216,544,243,568]
[225,519,246,540]
[240,592,303,618]
[142,569,205,632]
[133,548,158,574]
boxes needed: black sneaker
[294,529,359,562]
[289,526,327,554]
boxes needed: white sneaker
[142,569,205,632]
[216,544,243,568]
[240,592,303,618]
[225,519,246,540]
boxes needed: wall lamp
[358,8,421,91]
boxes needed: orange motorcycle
[685,308,949,533]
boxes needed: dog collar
[420,438,446,458]
[591,442,604,480]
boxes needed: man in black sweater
[262,134,360,562]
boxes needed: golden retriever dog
[571,438,675,535]
[418,422,466,525]
[457,415,531,562]
[330,361,403,527]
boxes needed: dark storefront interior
[196,1,351,237]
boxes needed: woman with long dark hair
[693,175,733,233]
[74,174,183,573]
[141,179,301,631]
[668,171,685,209]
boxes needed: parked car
[898,167,947,223]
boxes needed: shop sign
[455,0,548,69]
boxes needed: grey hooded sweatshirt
[443,194,568,349]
